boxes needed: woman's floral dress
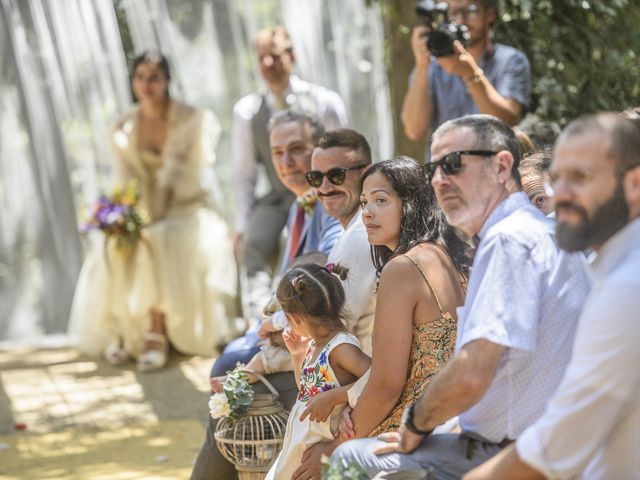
[368,254,460,436]
[265,331,361,480]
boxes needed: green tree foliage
[373,0,640,148]
[493,0,640,125]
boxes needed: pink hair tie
[325,263,335,274]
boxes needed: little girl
[265,263,371,480]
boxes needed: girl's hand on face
[282,327,312,357]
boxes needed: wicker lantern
[214,372,289,480]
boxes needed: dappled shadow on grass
[0,419,204,479]
[0,345,220,478]
[0,346,216,436]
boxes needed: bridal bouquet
[209,363,254,420]
[81,180,149,248]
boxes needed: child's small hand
[210,375,226,393]
[282,327,312,357]
[257,318,277,339]
[335,406,356,439]
[299,390,339,423]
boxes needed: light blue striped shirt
[456,192,591,442]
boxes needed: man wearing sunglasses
[306,128,376,350]
[334,114,590,479]
[232,26,348,320]
[466,113,640,480]
[266,129,379,480]
[402,0,530,159]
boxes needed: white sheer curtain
[119,0,393,201]
[0,0,392,342]
[0,0,129,341]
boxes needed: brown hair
[276,263,350,334]
[255,26,293,52]
[317,128,372,165]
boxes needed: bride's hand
[282,328,311,357]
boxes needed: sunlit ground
[0,346,215,479]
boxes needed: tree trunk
[379,1,426,162]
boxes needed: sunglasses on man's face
[423,150,498,182]
[305,163,369,188]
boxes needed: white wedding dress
[68,101,237,358]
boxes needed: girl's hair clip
[325,262,335,274]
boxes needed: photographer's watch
[402,403,434,436]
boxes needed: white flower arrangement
[208,363,254,420]
[209,392,232,419]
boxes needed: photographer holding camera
[401,0,531,155]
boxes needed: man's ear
[623,165,640,218]
[495,150,515,185]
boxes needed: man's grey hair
[559,112,640,173]
[432,113,522,185]
[268,110,325,145]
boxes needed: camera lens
[427,21,469,57]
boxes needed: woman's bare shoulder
[381,254,419,280]
[409,243,459,271]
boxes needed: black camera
[415,0,470,57]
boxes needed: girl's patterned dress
[265,331,361,480]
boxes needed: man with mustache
[465,113,640,479]
[254,128,377,368]
[333,114,590,479]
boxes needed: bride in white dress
[69,51,237,371]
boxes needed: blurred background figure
[232,26,348,320]
[401,0,531,159]
[68,52,237,372]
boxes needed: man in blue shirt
[332,114,589,479]
[402,0,531,158]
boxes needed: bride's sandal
[105,342,129,366]
[137,332,168,372]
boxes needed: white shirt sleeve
[231,98,259,233]
[329,225,376,334]
[516,281,640,479]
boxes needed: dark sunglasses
[305,163,369,188]
[424,150,498,181]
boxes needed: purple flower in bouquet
[81,181,149,248]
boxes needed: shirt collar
[345,208,363,231]
[588,217,640,280]
[477,192,530,242]
[264,74,300,109]
[478,42,496,68]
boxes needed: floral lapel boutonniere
[297,189,317,216]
